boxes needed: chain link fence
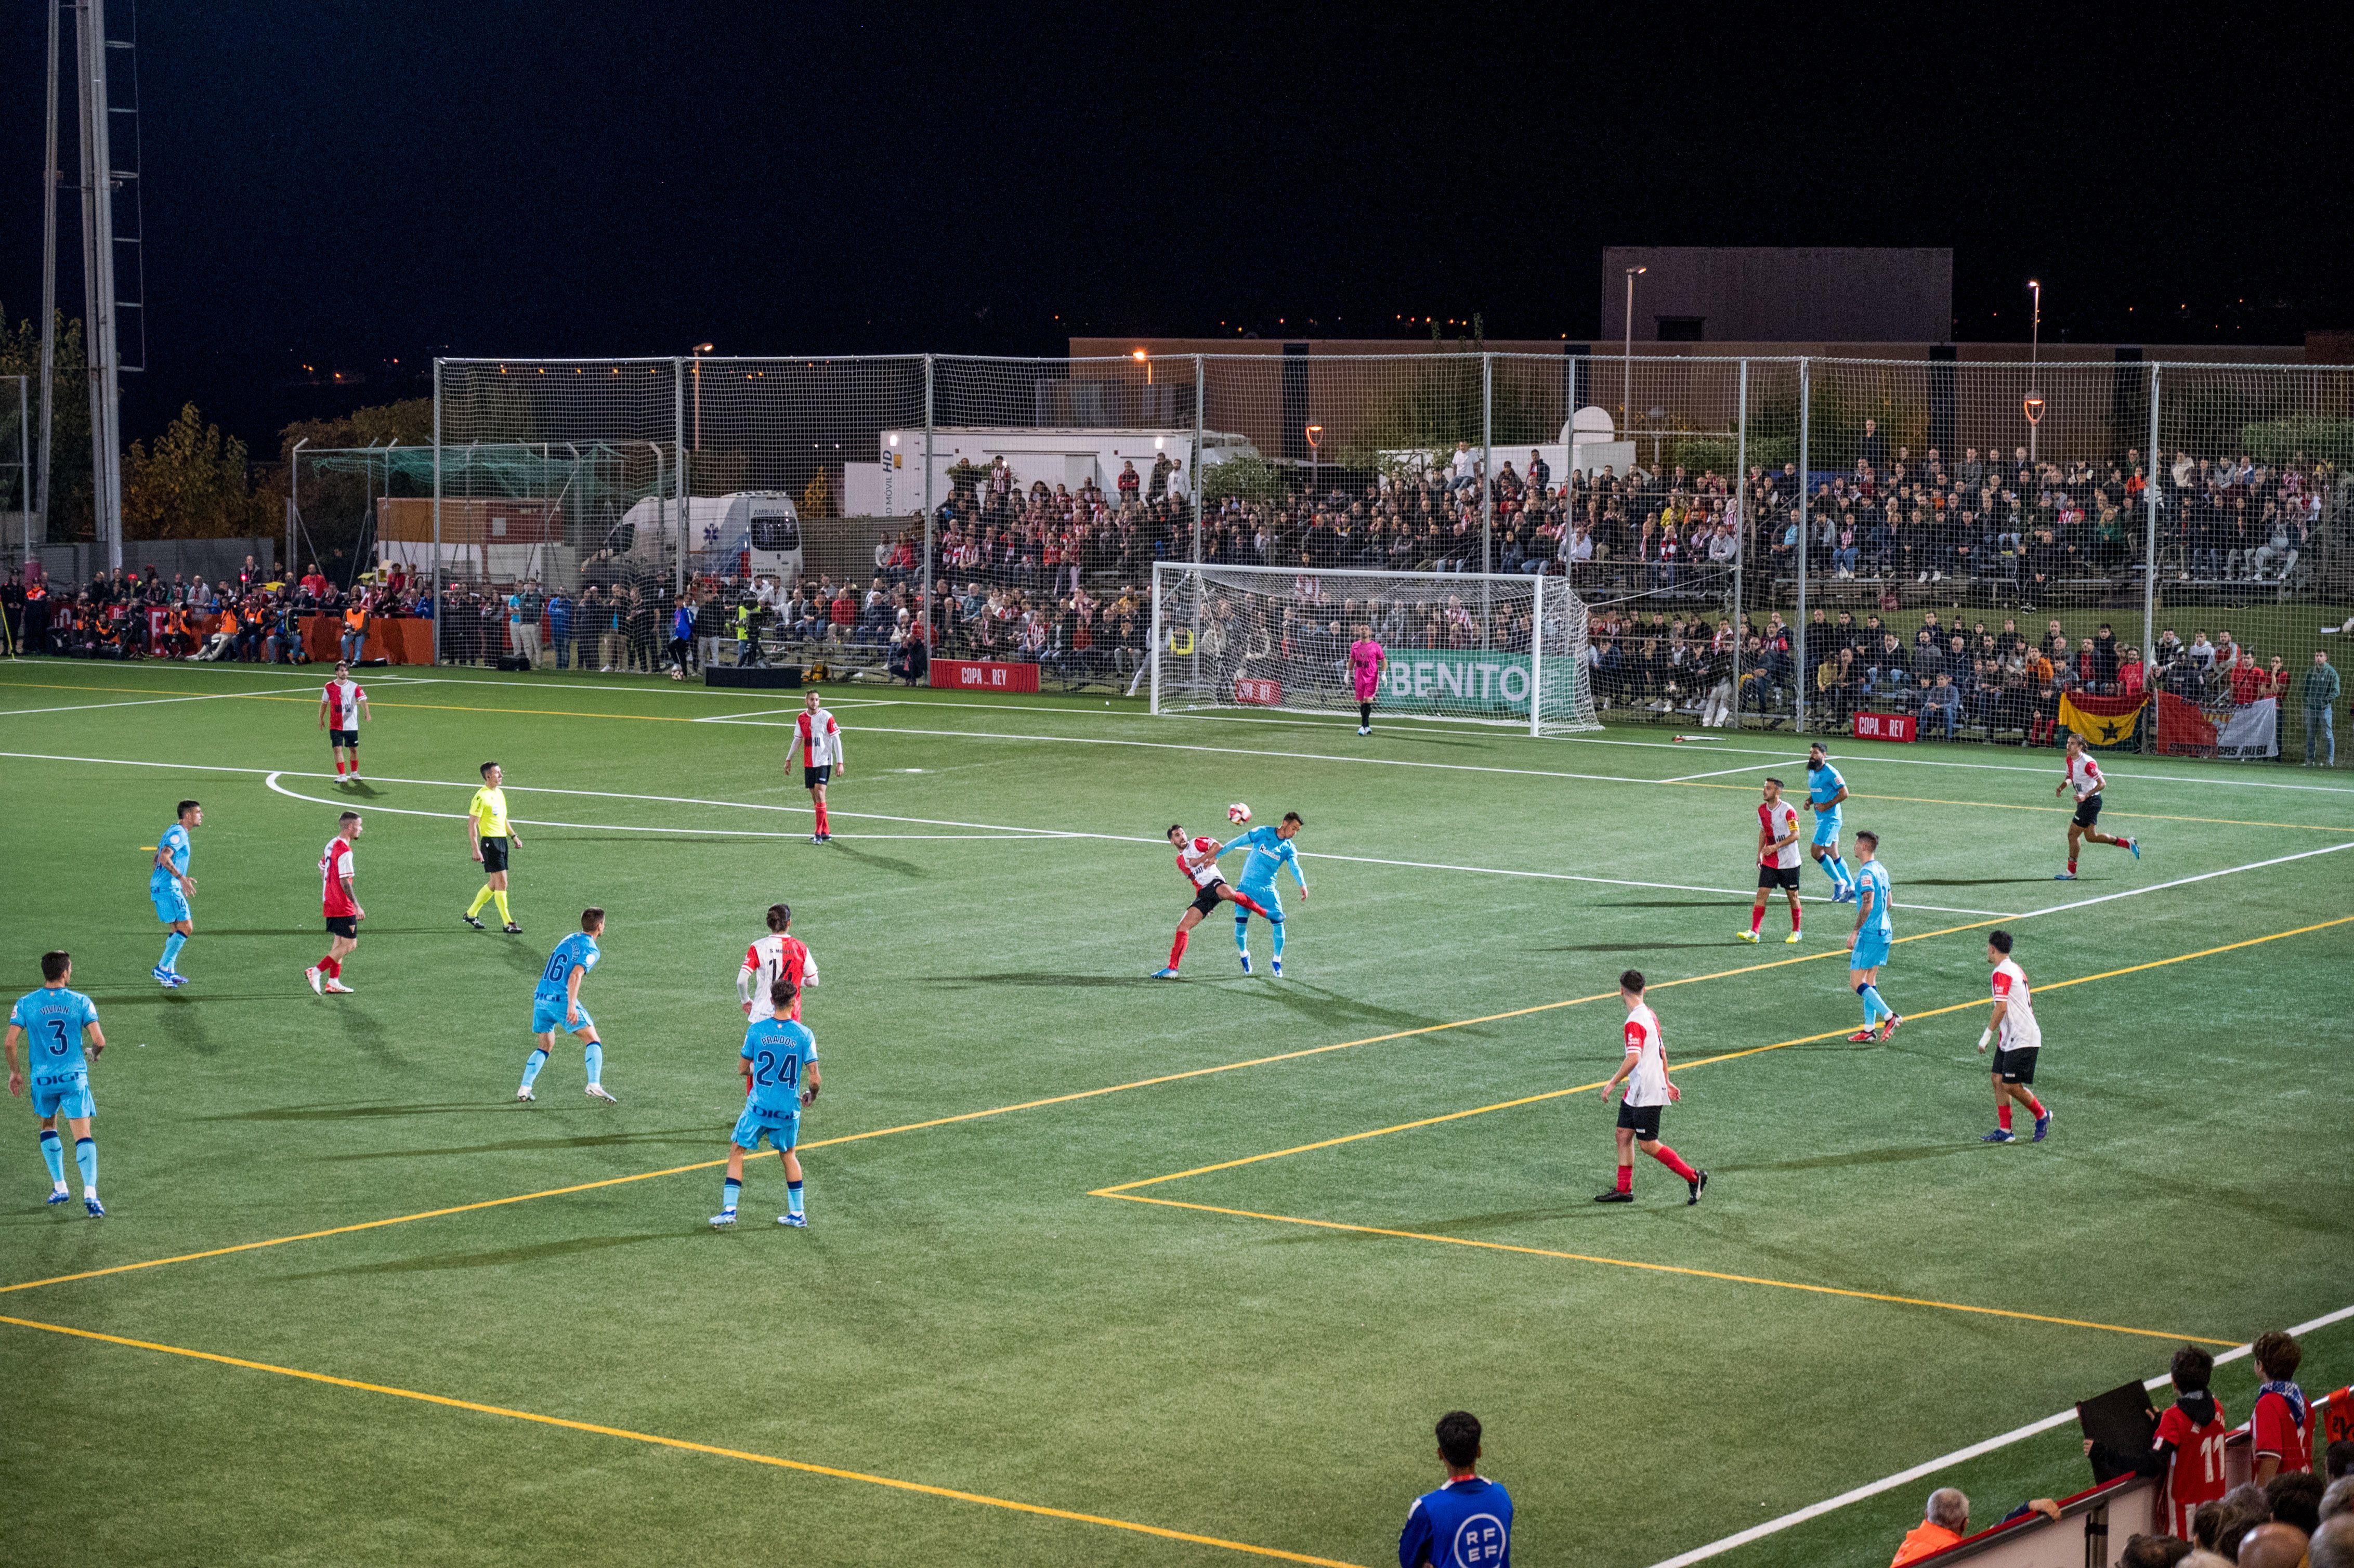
[433,352,2353,764]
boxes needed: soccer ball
[1227,803,1251,824]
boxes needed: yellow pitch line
[1092,914,2354,1193]
[1093,1196,2234,1347]
[0,1313,1365,1567]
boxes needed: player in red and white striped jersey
[1594,970,1707,1205]
[737,903,818,1021]
[1153,824,1274,978]
[318,662,370,782]
[1976,929,2049,1143]
[2052,735,2139,880]
[790,691,844,844]
[306,811,364,996]
[1741,777,1806,945]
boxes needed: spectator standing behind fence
[547,587,573,670]
[2304,651,2341,767]
[1397,1410,1511,1568]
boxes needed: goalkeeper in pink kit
[1349,626,1387,735]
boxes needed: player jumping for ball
[1741,776,1806,944]
[1154,825,1276,978]
[1845,829,1902,1043]
[1594,969,1706,1205]
[2054,734,2138,880]
[1977,929,2049,1143]
[1220,812,1307,977]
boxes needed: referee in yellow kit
[462,761,526,934]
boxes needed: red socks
[317,956,341,978]
[1791,905,1802,932]
[1998,1104,2013,1130]
[1749,905,1766,934]
[1649,1144,1699,1182]
[334,760,345,776]
[1230,890,1272,918]
[1615,1164,1633,1194]
[2066,859,2077,874]
[2018,1091,2045,1117]
[1168,929,1189,970]
[814,801,830,835]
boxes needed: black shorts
[479,836,510,873]
[1993,1046,2039,1084]
[324,914,359,939]
[1616,1100,1664,1140]
[329,728,358,749]
[2072,793,2103,829]
[1757,863,1802,891]
[1189,879,1228,917]
[804,765,833,790]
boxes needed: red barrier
[931,658,1040,693]
[1853,711,1916,742]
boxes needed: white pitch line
[0,683,326,717]
[1643,1299,2354,1568]
[1662,762,1785,783]
[2007,841,2354,921]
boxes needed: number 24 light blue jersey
[534,933,600,1002]
[741,1016,817,1116]
[10,986,99,1078]
[1854,858,1893,935]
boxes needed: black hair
[480,761,499,777]
[2324,1438,2354,1481]
[769,977,800,1009]
[40,950,70,983]
[2170,1343,2214,1393]
[177,799,201,817]
[1281,811,1303,827]
[581,907,605,932]
[1168,824,1185,839]
[1619,969,1645,994]
[2265,1470,2324,1536]
[338,811,361,825]
[766,903,792,933]
[1854,829,1880,848]
[1434,1410,1482,1470]
[1763,776,1784,790]
[1989,930,2013,954]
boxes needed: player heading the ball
[1220,812,1306,977]
[1155,825,1275,978]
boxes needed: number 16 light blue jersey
[534,932,600,1002]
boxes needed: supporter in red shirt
[2251,1329,2313,1484]
[2153,1344,2231,1540]
[2231,651,2266,706]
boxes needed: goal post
[1149,561,1598,735]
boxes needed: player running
[1594,968,1707,1205]
[1741,776,1805,945]
[1845,829,1902,1042]
[463,761,525,933]
[1976,929,2049,1143]
[6,950,108,1216]
[791,690,844,844]
[149,799,202,988]
[738,903,819,1020]
[518,907,616,1103]
[1220,812,1307,976]
[710,977,819,1229]
[319,661,370,783]
[1349,626,1387,736]
[1803,743,1857,901]
[2054,734,2139,880]
[306,811,365,996]
[1154,825,1275,978]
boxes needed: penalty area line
[0,1313,1365,1568]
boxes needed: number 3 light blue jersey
[741,1016,818,1117]
[1225,825,1307,897]
[1855,859,1893,935]
[10,985,99,1080]
[534,933,600,1003]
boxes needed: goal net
[1150,563,1598,734]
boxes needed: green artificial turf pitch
[1,660,2348,1568]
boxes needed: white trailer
[614,491,802,586]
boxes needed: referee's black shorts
[479,835,510,873]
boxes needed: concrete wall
[1601,247,1954,343]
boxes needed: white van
[614,492,803,588]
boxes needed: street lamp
[2025,281,2042,464]
[1131,346,1152,385]
[1304,423,1323,499]
[688,343,714,449]
[1622,266,1646,434]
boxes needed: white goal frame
[1147,561,1596,736]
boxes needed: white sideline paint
[0,683,332,717]
[1643,1300,2354,1568]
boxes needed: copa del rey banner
[2057,689,2146,749]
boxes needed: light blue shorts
[731,1105,799,1152]
[1235,886,1283,923]
[1811,814,1842,848]
[31,1072,94,1121]
[152,884,190,924]
[1850,930,1892,971]
[530,998,595,1036]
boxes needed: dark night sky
[5,1,2348,451]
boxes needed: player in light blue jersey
[1844,830,1902,1043]
[518,908,617,1103]
[1803,744,1856,901]
[711,978,821,1229]
[149,800,203,987]
[1221,812,1309,976]
[5,950,109,1216]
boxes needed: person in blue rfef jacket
[1398,1410,1512,1568]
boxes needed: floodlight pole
[76,0,125,570]
[2143,361,2160,754]
[1731,358,1747,727]
[1795,357,1810,736]
[673,361,688,597]
[289,436,306,583]
[430,361,442,665]
[35,0,60,554]
[1481,352,1494,645]
[1621,266,1645,432]
[2028,280,2043,466]
[921,354,935,667]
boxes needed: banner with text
[1377,649,1536,715]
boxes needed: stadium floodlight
[2026,281,2042,462]
[1148,562,1598,737]
[688,344,715,448]
[1623,266,1647,427]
